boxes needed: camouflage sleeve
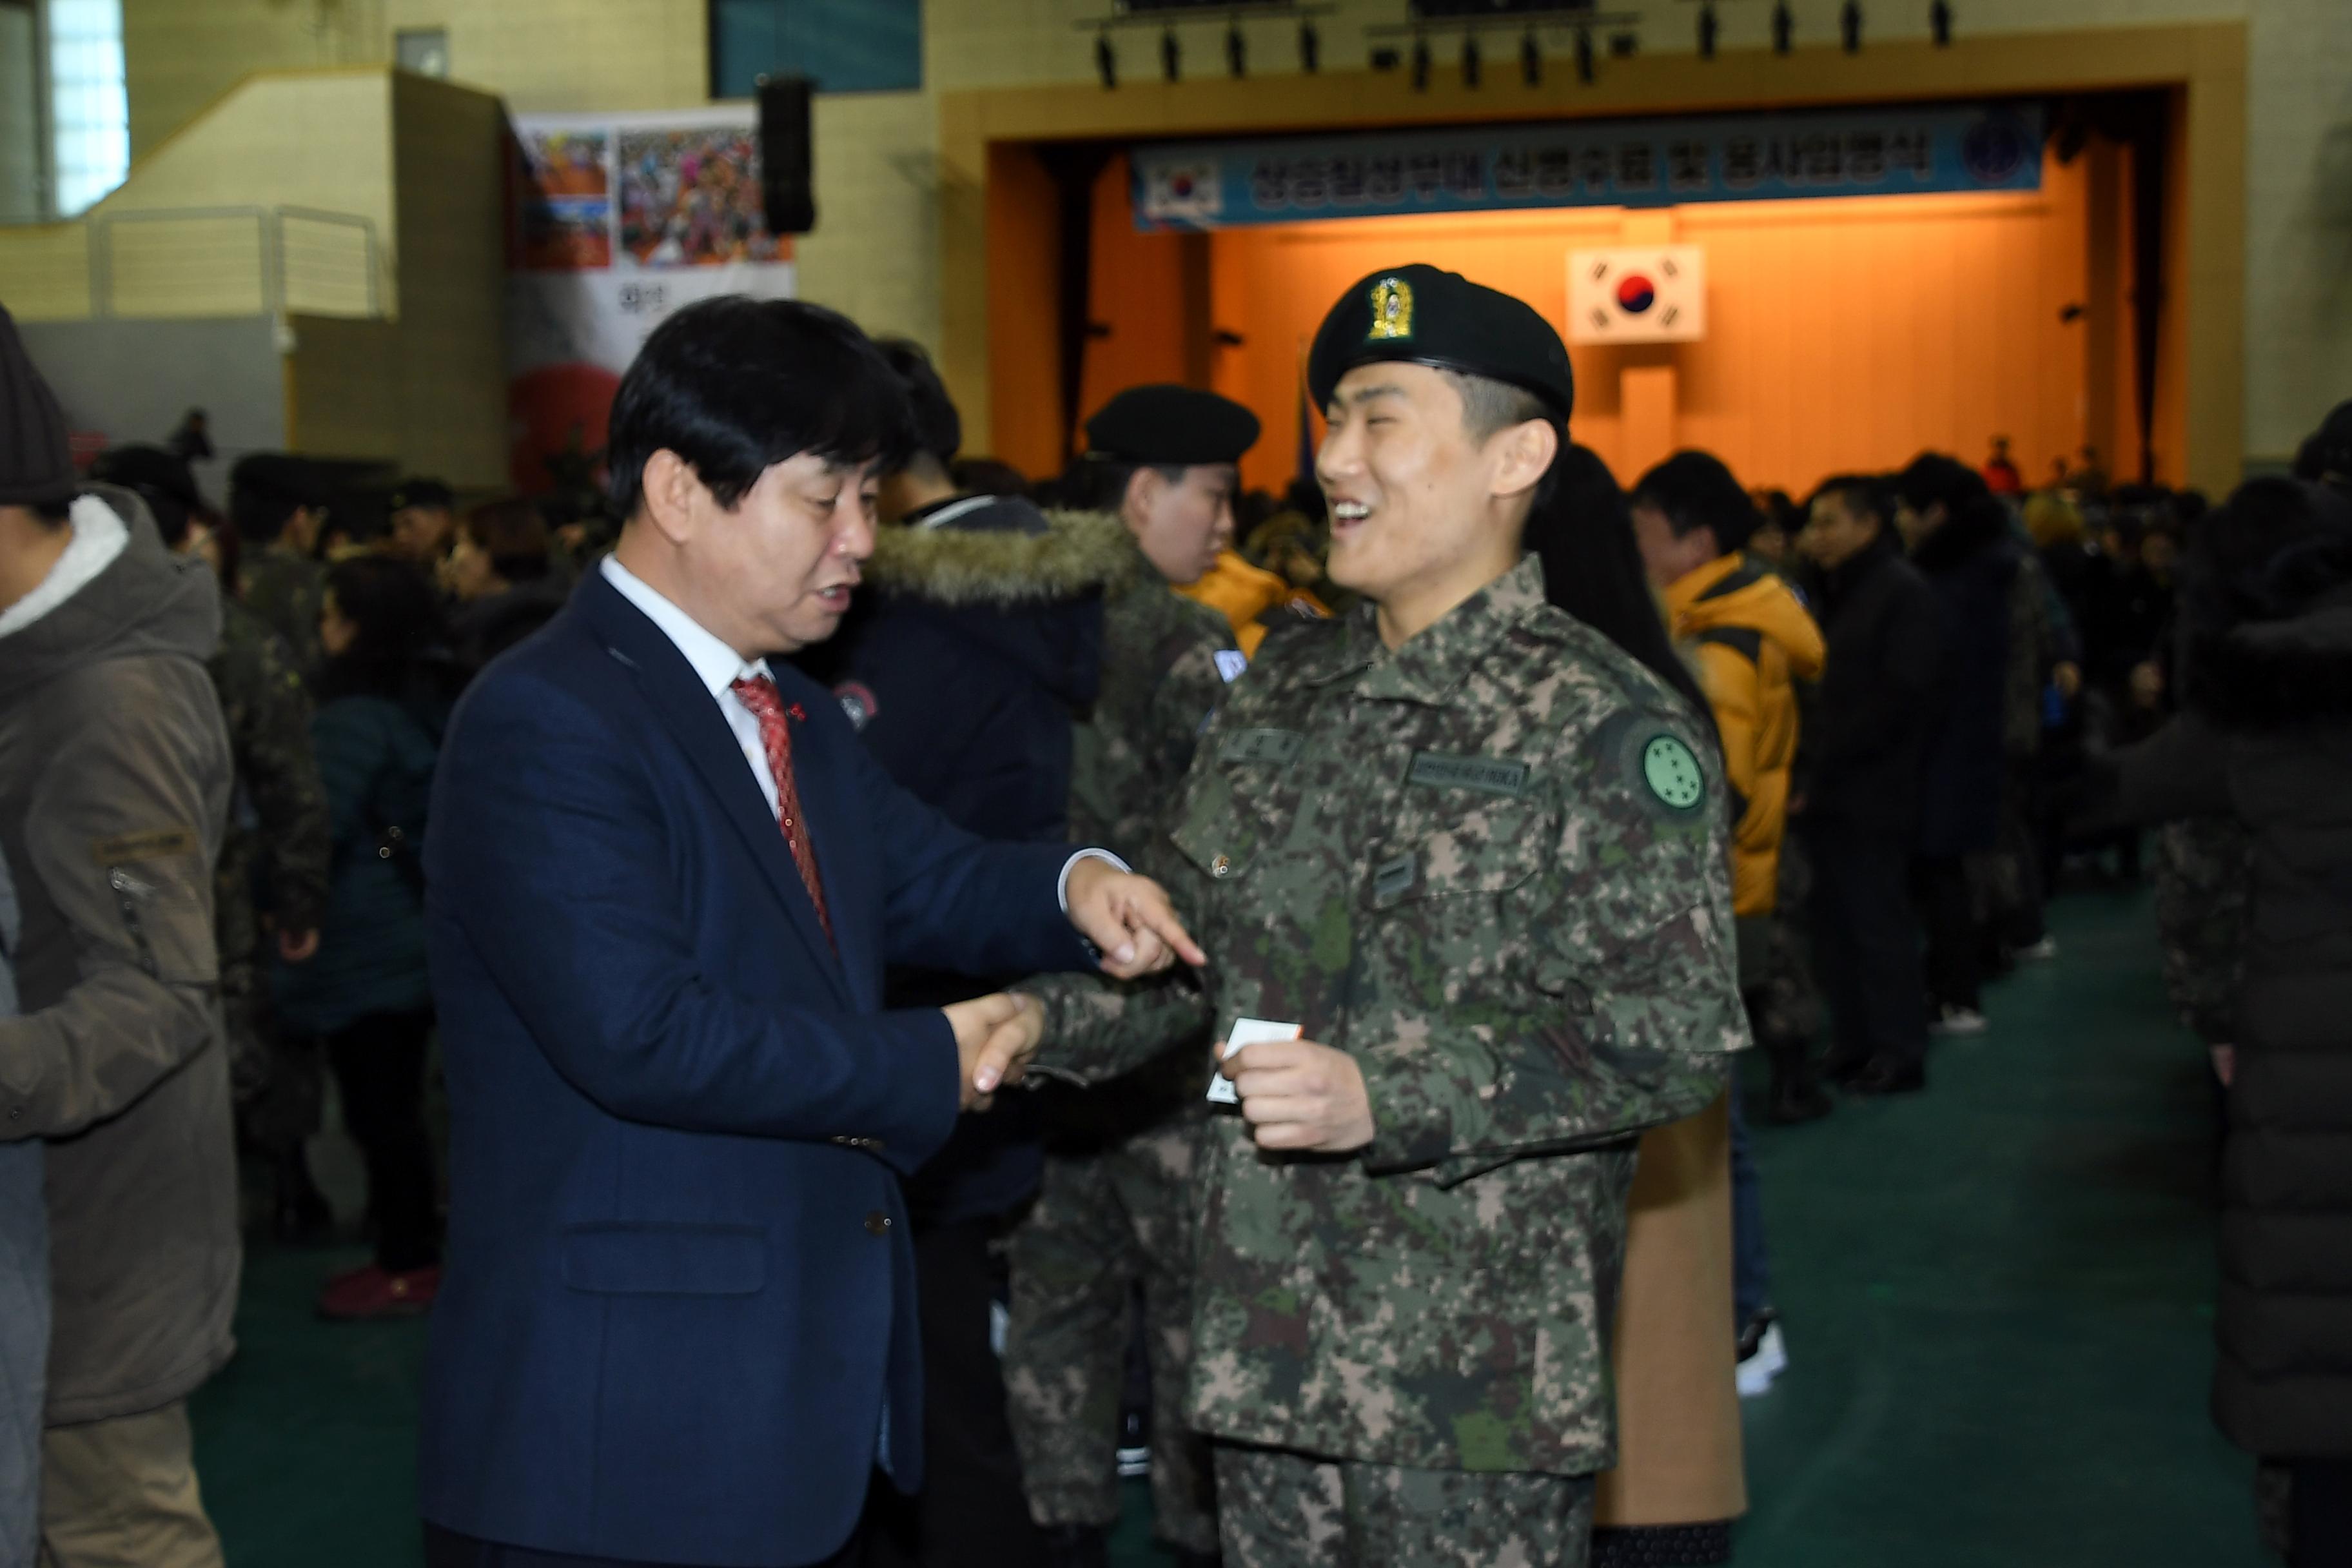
[1023,964,1217,1088]
[1357,704,1745,1184]
[1148,615,1240,790]
[236,632,332,934]
[2152,816,2249,1045]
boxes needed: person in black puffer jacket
[2086,475,2352,1567]
[1791,475,1946,1095]
[1895,454,2027,1035]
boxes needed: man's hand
[1225,1038,1375,1153]
[277,927,320,965]
[1064,858,1207,980]
[943,993,1044,1109]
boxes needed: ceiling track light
[1096,29,1115,89]
[1772,1,1794,55]
[1521,28,1541,86]
[1842,1,1863,53]
[1462,33,1481,87]
[1161,26,1180,83]
[1931,0,1954,45]
[1699,2,1718,59]
[1412,35,1431,91]
[1300,19,1320,73]
[1574,26,1594,84]
[1227,21,1246,79]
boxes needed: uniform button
[1211,855,1231,877]
[864,1211,892,1236]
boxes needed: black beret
[388,476,455,513]
[1083,385,1260,467]
[1308,263,1574,423]
[92,444,201,513]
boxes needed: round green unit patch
[1641,734,1706,810]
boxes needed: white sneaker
[1931,1006,1990,1037]
[1736,1322,1787,1398]
[2014,936,2059,962]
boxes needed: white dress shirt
[598,556,1122,906]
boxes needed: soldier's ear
[1488,418,1558,503]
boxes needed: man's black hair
[877,338,961,475]
[1811,473,1895,531]
[605,296,916,521]
[1892,451,1992,518]
[1631,450,1761,554]
[1437,368,1551,445]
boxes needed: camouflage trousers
[1212,1443,1596,1568]
[1003,1107,1217,1553]
[220,959,320,1158]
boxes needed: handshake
[944,993,1047,1110]
[941,856,1206,1110]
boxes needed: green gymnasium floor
[188,887,2271,1567]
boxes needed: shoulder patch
[1638,733,1707,812]
[1213,649,1250,684]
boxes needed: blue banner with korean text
[1132,102,2042,231]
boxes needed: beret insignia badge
[1366,276,1415,341]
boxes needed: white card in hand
[1206,1017,1302,1104]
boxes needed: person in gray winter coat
[0,306,237,1567]
[1,852,42,1568]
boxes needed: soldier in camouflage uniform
[1004,386,1259,1568]
[210,594,333,1228]
[1010,268,1745,1567]
[230,453,330,687]
[2151,814,2249,1055]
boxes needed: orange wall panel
[1175,148,2092,500]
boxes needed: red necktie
[729,674,834,946]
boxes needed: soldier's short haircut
[1438,368,1553,446]
[604,297,915,522]
[1059,456,1187,516]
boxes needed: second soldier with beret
[1002,383,1258,1567]
[1006,265,1746,1567]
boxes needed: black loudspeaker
[757,75,816,235]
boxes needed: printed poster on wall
[1133,101,2043,231]
[507,107,796,496]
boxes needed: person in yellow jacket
[1631,450,1830,1405]
[1177,509,1333,657]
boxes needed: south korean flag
[1568,246,1708,344]
[1139,157,1224,228]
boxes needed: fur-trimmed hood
[2188,586,2352,730]
[865,499,1137,607]
[821,496,1124,712]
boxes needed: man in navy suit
[416,298,1203,1568]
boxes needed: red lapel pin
[788,703,807,723]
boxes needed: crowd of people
[0,266,2347,1568]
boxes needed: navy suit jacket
[416,571,1088,1567]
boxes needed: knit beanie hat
[0,305,76,507]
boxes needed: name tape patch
[1407,752,1529,798]
[89,827,197,865]
[1220,729,1304,767]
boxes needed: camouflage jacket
[237,545,326,687]
[1029,554,1746,1476]
[211,593,331,962]
[1068,534,1239,859]
[2153,814,2249,1045]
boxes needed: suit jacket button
[865,1211,892,1236]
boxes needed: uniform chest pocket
[1166,726,1308,887]
[1362,801,1548,912]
